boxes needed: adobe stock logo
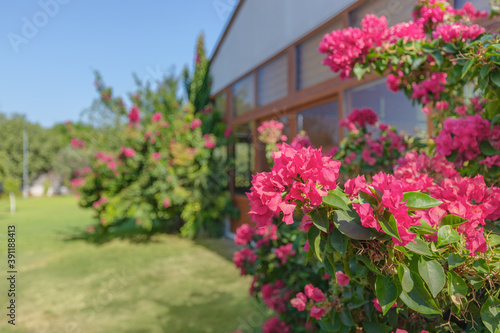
[7,0,72,54]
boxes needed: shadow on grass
[150,291,266,333]
[62,218,164,245]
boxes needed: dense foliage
[234,1,500,332]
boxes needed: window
[349,0,414,27]
[454,0,490,11]
[297,20,341,90]
[297,101,340,154]
[258,54,288,106]
[344,79,427,135]
[258,115,290,172]
[233,74,255,116]
[214,92,226,114]
[234,123,254,195]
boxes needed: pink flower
[107,161,117,170]
[92,196,108,209]
[455,105,468,116]
[262,317,290,333]
[128,105,141,125]
[373,298,398,313]
[152,152,161,161]
[224,126,233,138]
[290,292,307,311]
[87,226,96,233]
[258,120,284,144]
[121,147,136,158]
[304,284,325,302]
[162,198,171,208]
[422,106,431,115]
[234,224,254,245]
[336,271,350,286]
[353,203,380,231]
[310,306,325,320]
[190,118,202,130]
[203,134,216,149]
[436,101,449,110]
[70,178,85,189]
[70,138,85,149]
[275,243,296,264]
[152,112,162,122]
[361,148,376,166]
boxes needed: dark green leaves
[334,209,381,240]
[403,192,443,210]
[398,268,442,315]
[481,296,500,333]
[490,70,500,87]
[447,271,468,297]
[375,275,399,315]
[472,258,490,275]
[461,58,476,79]
[448,253,466,269]
[310,208,329,233]
[329,228,349,256]
[379,215,401,242]
[480,140,500,156]
[418,258,446,298]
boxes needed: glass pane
[234,123,254,195]
[258,54,287,106]
[349,0,414,27]
[454,0,490,11]
[233,74,255,116]
[214,93,226,114]
[344,79,427,136]
[297,21,341,90]
[297,101,339,154]
[258,115,290,172]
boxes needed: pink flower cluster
[346,173,423,246]
[121,147,136,158]
[427,175,500,254]
[275,243,295,264]
[70,138,85,149]
[339,107,378,131]
[432,23,484,43]
[262,317,290,333]
[319,15,389,79]
[190,118,202,130]
[262,280,292,314]
[290,131,312,150]
[232,248,257,275]
[151,112,163,123]
[95,152,118,171]
[247,144,340,227]
[394,151,459,191]
[234,224,254,245]
[70,177,86,189]
[92,196,108,209]
[203,134,216,149]
[290,284,326,320]
[258,120,286,144]
[411,73,447,104]
[435,115,499,163]
[128,105,141,126]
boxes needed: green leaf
[410,219,436,235]
[356,255,382,275]
[310,208,329,233]
[399,269,442,315]
[340,310,356,327]
[491,70,500,87]
[379,215,401,242]
[431,51,443,67]
[448,253,466,269]
[403,192,443,210]
[398,264,413,293]
[440,214,468,227]
[334,209,382,240]
[363,320,392,333]
[412,56,426,69]
[481,296,500,333]
[307,226,323,262]
[473,258,490,274]
[358,191,378,206]
[436,225,461,248]
[465,275,484,290]
[330,228,349,256]
[353,63,369,80]
[418,258,446,298]
[480,140,500,156]
[447,271,468,297]
[323,191,350,211]
[480,65,492,79]
[461,58,476,79]
[375,275,398,315]
[403,238,433,257]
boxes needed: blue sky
[0,0,237,127]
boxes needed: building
[209,0,494,233]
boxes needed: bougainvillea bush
[319,0,500,185]
[239,143,500,332]
[234,1,500,332]
[70,74,235,238]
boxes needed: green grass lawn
[0,196,268,333]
